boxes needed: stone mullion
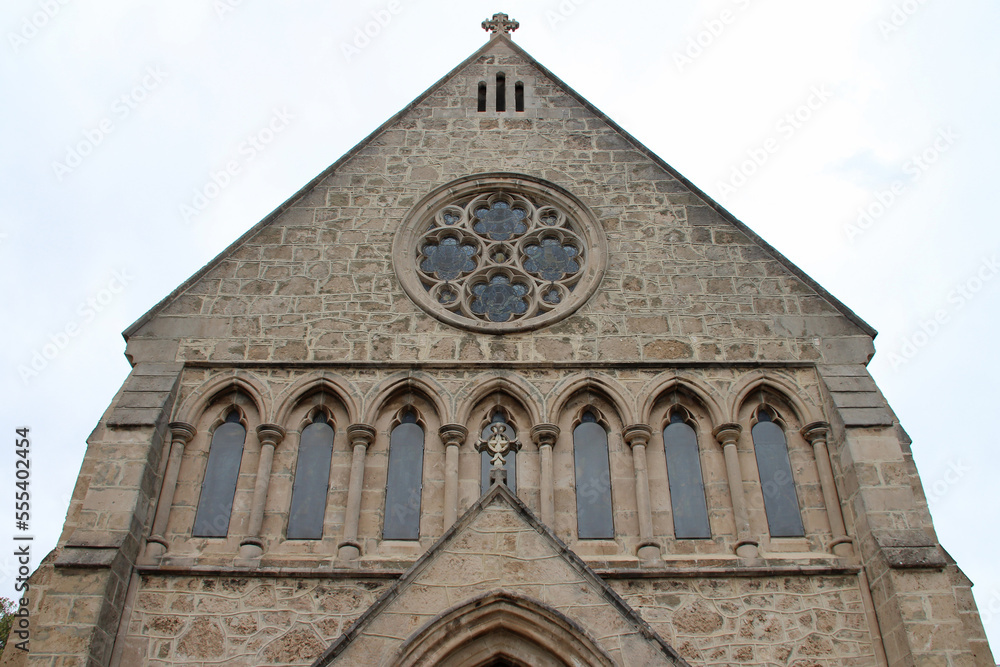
[144,421,196,561]
[440,424,469,529]
[801,421,853,556]
[238,424,286,560]
[623,425,661,562]
[713,423,759,558]
[530,424,560,526]
[339,424,376,561]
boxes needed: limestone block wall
[611,574,878,666]
[115,575,391,666]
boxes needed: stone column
[801,421,853,557]
[713,423,759,558]
[530,424,560,527]
[144,421,196,561]
[238,424,286,560]
[623,425,661,562]
[439,424,469,529]
[339,424,376,561]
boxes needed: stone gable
[125,37,873,368]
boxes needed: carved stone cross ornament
[482,12,519,38]
[482,422,517,468]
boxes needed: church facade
[17,15,994,667]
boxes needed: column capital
[623,424,653,449]
[530,423,560,448]
[168,421,197,444]
[712,423,742,446]
[255,424,286,447]
[439,424,469,448]
[347,423,377,449]
[800,421,831,444]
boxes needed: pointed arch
[639,374,725,427]
[455,373,544,426]
[729,372,819,425]
[393,591,616,667]
[363,373,450,425]
[176,371,269,425]
[272,372,362,426]
[547,373,634,425]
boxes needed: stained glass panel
[470,276,529,322]
[663,413,711,539]
[523,238,579,281]
[420,237,476,282]
[473,201,528,240]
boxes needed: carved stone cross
[477,422,521,486]
[482,12,519,38]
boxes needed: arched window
[287,412,335,540]
[573,411,614,539]
[496,72,506,112]
[193,410,245,537]
[752,408,804,537]
[514,81,525,112]
[383,410,424,540]
[480,412,516,493]
[477,81,487,112]
[663,411,711,539]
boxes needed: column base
[637,543,662,563]
[830,536,855,557]
[237,538,264,561]
[338,542,361,561]
[735,539,759,559]
[143,537,167,562]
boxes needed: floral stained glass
[421,237,476,281]
[473,201,528,240]
[470,276,529,322]
[523,238,580,281]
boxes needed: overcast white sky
[2,0,998,653]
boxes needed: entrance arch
[394,591,615,667]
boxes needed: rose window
[395,175,607,333]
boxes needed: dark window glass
[472,201,528,240]
[193,410,245,537]
[496,72,506,112]
[469,275,529,322]
[383,412,424,540]
[573,411,614,539]
[523,238,580,281]
[752,411,805,537]
[420,237,477,281]
[480,413,516,493]
[663,412,711,538]
[514,81,524,112]
[286,413,335,540]
[477,81,487,112]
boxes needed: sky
[2,0,998,654]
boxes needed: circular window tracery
[394,175,607,333]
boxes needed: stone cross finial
[482,12,519,38]
[477,422,521,487]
